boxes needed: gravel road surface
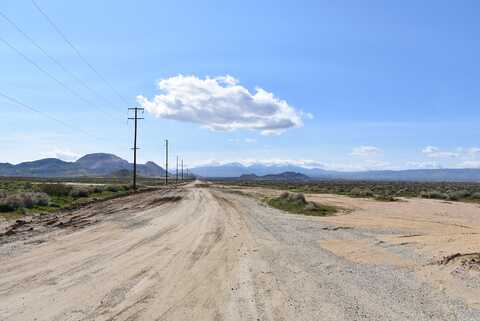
[0,184,479,320]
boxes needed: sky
[1,0,480,171]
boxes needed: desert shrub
[23,182,33,189]
[106,185,119,193]
[290,192,307,204]
[0,192,49,212]
[32,192,50,206]
[304,202,316,211]
[447,190,471,201]
[350,187,374,197]
[278,192,307,205]
[0,189,6,198]
[70,187,90,198]
[471,192,480,200]
[0,195,21,211]
[420,190,448,200]
[22,192,49,207]
[92,186,105,193]
[268,192,336,216]
[374,194,397,202]
[37,183,72,197]
[279,191,290,199]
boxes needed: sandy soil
[0,183,479,320]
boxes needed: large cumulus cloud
[137,75,306,135]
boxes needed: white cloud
[405,161,441,169]
[41,149,80,161]
[137,75,306,135]
[350,145,382,157]
[228,138,257,144]
[467,147,480,156]
[458,160,480,168]
[421,146,459,158]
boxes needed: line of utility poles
[128,107,144,190]
[129,108,194,188]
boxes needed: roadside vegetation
[217,179,480,203]
[0,178,136,219]
[267,192,337,216]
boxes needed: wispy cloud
[41,148,80,161]
[459,160,480,168]
[137,75,307,135]
[421,146,460,158]
[228,138,257,144]
[350,145,382,157]
[405,161,441,169]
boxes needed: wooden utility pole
[181,158,184,181]
[165,139,168,185]
[128,107,144,190]
[176,156,179,183]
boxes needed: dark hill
[0,153,167,178]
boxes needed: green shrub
[268,192,336,216]
[37,183,72,197]
[0,192,49,212]
[420,190,448,200]
[374,194,397,202]
[92,186,105,193]
[70,187,90,198]
[471,192,480,200]
[278,192,307,205]
[27,192,49,206]
[106,185,119,192]
[350,187,374,197]
[447,190,470,201]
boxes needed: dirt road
[0,184,479,320]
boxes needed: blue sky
[1,0,479,170]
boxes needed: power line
[0,10,118,113]
[31,0,130,107]
[0,91,96,138]
[0,35,119,120]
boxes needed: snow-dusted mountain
[191,162,480,182]
[191,162,330,178]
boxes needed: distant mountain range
[192,162,480,182]
[0,153,167,178]
[192,162,330,178]
[2,154,480,182]
[240,171,311,181]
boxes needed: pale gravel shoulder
[218,189,480,321]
